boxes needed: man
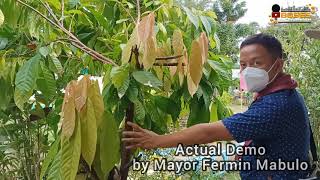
[122,34,311,179]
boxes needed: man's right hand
[122,122,160,150]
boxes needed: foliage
[0,0,234,179]
[262,23,320,155]
[212,0,247,23]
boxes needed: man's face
[240,44,283,81]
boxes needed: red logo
[272,4,281,19]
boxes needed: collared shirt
[222,89,311,179]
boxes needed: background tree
[212,0,247,23]
[262,23,320,156]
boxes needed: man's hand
[122,122,160,150]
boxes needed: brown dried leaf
[189,40,203,88]
[74,75,90,112]
[138,12,155,43]
[199,32,209,64]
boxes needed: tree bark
[119,102,134,180]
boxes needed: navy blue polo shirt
[222,89,311,179]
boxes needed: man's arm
[122,121,234,149]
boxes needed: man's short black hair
[240,33,283,59]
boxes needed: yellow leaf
[88,80,104,127]
[187,72,198,97]
[14,88,32,111]
[156,46,169,57]
[74,75,89,112]
[142,36,157,70]
[61,116,81,180]
[154,66,163,81]
[169,65,177,77]
[0,9,4,27]
[189,40,203,88]
[80,98,97,167]
[121,28,137,64]
[61,81,76,139]
[172,29,184,56]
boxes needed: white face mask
[240,60,279,92]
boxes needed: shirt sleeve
[222,99,283,143]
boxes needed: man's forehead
[240,44,268,53]
[240,44,270,60]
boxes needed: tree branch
[154,62,186,66]
[61,0,64,26]
[155,54,183,60]
[17,0,119,66]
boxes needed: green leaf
[153,96,180,123]
[110,65,128,88]
[210,102,218,122]
[39,46,50,57]
[49,55,64,75]
[46,0,61,10]
[0,77,13,111]
[61,116,81,180]
[103,83,119,110]
[80,99,97,166]
[134,100,145,124]
[182,6,199,29]
[116,18,129,24]
[200,16,211,34]
[0,38,8,50]
[110,64,130,98]
[199,80,213,109]
[132,71,162,88]
[68,0,80,8]
[213,33,220,52]
[37,62,56,100]
[47,151,62,180]
[100,110,120,176]
[15,54,40,92]
[127,81,139,103]
[145,101,168,134]
[158,22,167,36]
[117,77,129,99]
[40,136,60,179]
[14,54,41,110]
[187,97,210,127]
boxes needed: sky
[237,0,320,27]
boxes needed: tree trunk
[119,102,134,180]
